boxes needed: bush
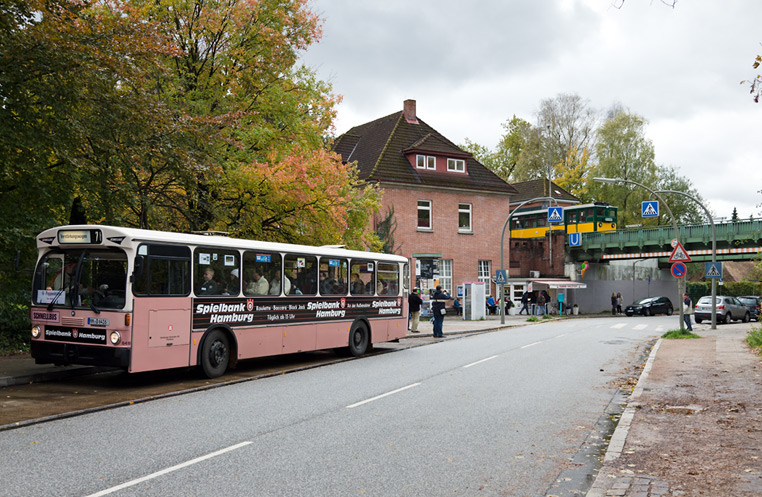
[746,326,762,352]
[0,293,31,355]
[662,329,700,339]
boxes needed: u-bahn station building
[334,100,761,314]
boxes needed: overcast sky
[298,0,762,220]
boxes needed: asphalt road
[0,316,669,497]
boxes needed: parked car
[694,295,750,324]
[738,296,761,321]
[625,296,673,316]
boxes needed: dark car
[694,295,750,324]
[738,296,761,322]
[625,296,673,316]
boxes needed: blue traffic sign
[568,232,581,247]
[642,201,659,218]
[671,262,687,278]
[705,262,723,279]
[547,207,564,224]
[495,270,507,285]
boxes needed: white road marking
[346,383,421,409]
[611,323,627,329]
[84,441,253,497]
[655,326,664,332]
[521,341,542,349]
[633,324,648,330]
[463,355,499,368]
[554,333,568,339]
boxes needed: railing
[579,218,762,248]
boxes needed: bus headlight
[110,331,121,345]
[31,325,41,338]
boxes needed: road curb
[586,338,662,496]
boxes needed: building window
[417,200,432,230]
[458,203,472,232]
[478,260,491,296]
[439,259,452,295]
[447,158,465,172]
[416,155,436,170]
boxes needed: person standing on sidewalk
[519,291,529,315]
[408,288,423,333]
[431,285,451,338]
[611,292,617,315]
[683,292,694,331]
[536,291,546,315]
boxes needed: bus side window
[377,263,399,296]
[194,248,238,297]
[134,244,191,297]
[319,258,348,296]
[284,255,317,296]
[350,260,374,296]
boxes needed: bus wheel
[201,329,230,378]
[348,322,370,357]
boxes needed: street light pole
[656,189,717,330]
[499,196,558,325]
[593,177,686,331]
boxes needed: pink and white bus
[30,225,409,378]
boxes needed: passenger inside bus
[198,267,221,295]
[351,273,364,294]
[245,267,269,295]
[222,268,240,296]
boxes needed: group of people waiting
[518,290,552,315]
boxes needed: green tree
[587,108,658,227]
[731,207,739,222]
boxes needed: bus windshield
[33,249,128,310]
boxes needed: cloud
[301,0,762,217]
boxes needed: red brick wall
[377,184,512,296]
[509,235,566,278]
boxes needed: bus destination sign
[58,229,102,245]
[192,296,404,330]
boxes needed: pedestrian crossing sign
[642,201,659,218]
[547,207,564,224]
[495,270,507,285]
[705,262,723,279]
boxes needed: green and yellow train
[509,202,618,239]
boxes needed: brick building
[333,100,517,301]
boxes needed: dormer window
[416,155,436,170]
[447,158,465,173]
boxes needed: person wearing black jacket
[408,288,423,333]
[431,285,451,338]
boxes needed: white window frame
[439,259,452,295]
[478,260,491,296]
[458,203,472,233]
[416,154,436,170]
[417,200,432,230]
[447,158,465,173]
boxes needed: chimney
[403,99,418,124]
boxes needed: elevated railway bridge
[567,218,762,265]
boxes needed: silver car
[694,295,750,324]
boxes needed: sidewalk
[0,313,535,387]
[585,322,762,497]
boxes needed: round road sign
[671,262,687,278]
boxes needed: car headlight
[110,331,121,345]
[31,325,41,338]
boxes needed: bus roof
[36,225,408,263]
